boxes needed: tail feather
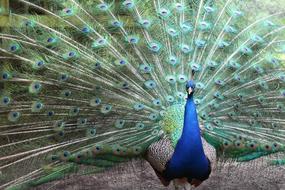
[0,0,285,189]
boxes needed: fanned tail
[0,0,168,188]
[188,2,285,161]
[0,0,285,189]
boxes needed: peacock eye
[82,27,90,33]
[25,21,32,26]
[167,96,174,102]
[10,45,17,51]
[61,74,67,80]
[2,73,8,80]
[273,143,278,148]
[47,38,53,43]
[47,111,54,116]
[34,84,40,89]
[65,8,72,14]
[143,21,149,25]
[69,52,75,57]
[176,4,182,9]
[3,97,9,104]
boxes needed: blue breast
[163,94,210,181]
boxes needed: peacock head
[186,80,195,95]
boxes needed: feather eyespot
[82,27,90,33]
[112,20,122,27]
[9,44,19,52]
[139,19,151,28]
[47,111,54,117]
[63,8,73,15]
[136,123,145,129]
[123,0,135,9]
[2,73,9,80]
[264,144,271,150]
[97,3,109,11]
[1,96,10,105]
[47,38,54,43]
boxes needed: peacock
[0,0,285,189]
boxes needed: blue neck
[179,94,205,155]
[163,93,210,181]
[166,93,208,169]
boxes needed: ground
[36,154,285,190]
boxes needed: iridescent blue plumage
[163,81,211,183]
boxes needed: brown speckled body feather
[146,136,216,174]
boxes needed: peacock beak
[188,87,193,94]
